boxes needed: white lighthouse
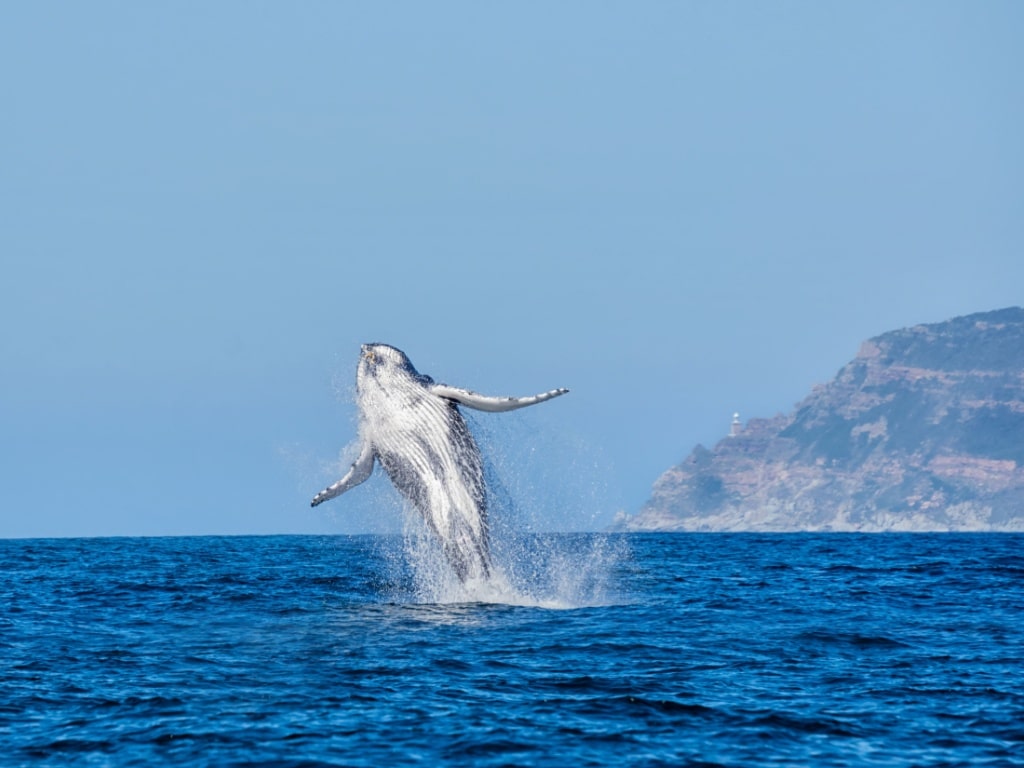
[730,412,742,437]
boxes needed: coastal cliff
[618,307,1024,532]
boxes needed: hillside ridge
[616,307,1024,532]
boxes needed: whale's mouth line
[360,346,382,372]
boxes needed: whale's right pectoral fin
[311,440,376,507]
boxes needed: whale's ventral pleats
[312,343,569,582]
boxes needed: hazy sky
[2,3,1022,538]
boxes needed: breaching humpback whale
[311,344,569,582]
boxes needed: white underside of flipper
[311,439,375,507]
[429,384,569,413]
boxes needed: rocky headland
[617,307,1024,532]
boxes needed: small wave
[614,696,719,718]
[570,694,722,723]
[21,738,116,756]
[443,737,538,759]
[747,711,864,738]
[797,630,912,649]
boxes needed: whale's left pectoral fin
[311,440,376,507]
[430,383,569,413]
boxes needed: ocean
[2,533,1022,767]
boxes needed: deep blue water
[2,533,1023,767]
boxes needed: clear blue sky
[2,3,1022,537]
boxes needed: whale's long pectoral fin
[311,440,376,507]
[429,384,569,413]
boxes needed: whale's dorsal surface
[311,343,568,582]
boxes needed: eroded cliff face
[619,307,1024,532]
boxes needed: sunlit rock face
[620,307,1024,532]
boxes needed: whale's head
[356,343,424,393]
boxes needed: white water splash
[361,406,628,608]
[382,509,628,609]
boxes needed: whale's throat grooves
[360,362,492,581]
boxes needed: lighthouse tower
[730,412,742,437]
